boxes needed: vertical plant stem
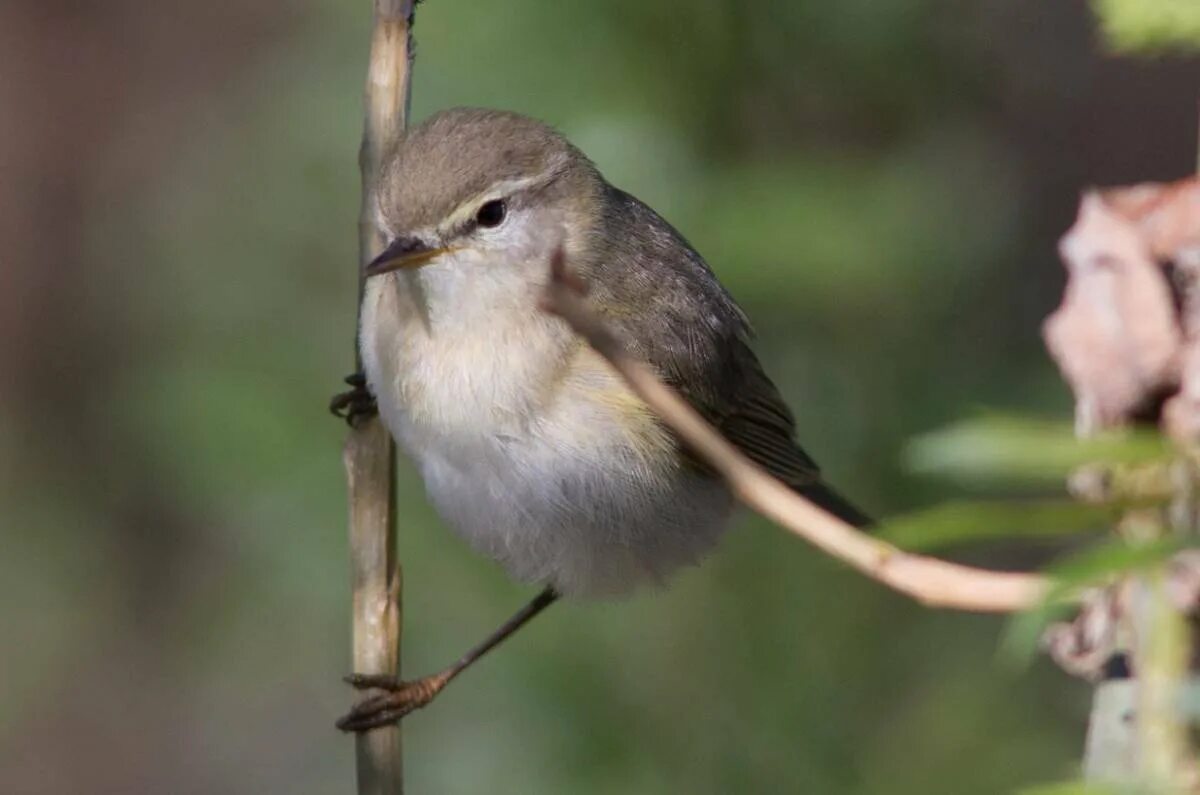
[1083,123,1200,784]
[1135,571,1190,787]
[347,2,415,794]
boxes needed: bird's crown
[378,107,597,235]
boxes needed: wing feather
[588,188,869,526]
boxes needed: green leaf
[1000,594,1077,671]
[1093,0,1200,53]
[1051,537,1183,586]
[1000,537,1185,667]
[1018,781,1132,795]
[904,415,1169,485]
[877,499,1111,551]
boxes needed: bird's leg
[329,372,377,427]
[337,587,559,732]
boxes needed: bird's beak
[364,236,451,277]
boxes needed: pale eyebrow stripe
[443,154,569,228]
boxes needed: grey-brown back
[586,186,871,527]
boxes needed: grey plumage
[587,185,870,527]
[361,107,868,600]
[378,108,589,235]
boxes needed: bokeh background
[3,1,1198,792]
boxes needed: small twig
[539,247,1049,613]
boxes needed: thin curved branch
[539,247,1050,613]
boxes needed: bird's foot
[336,672,451,732]
[329,372,377,428]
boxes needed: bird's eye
[475,199,507,228]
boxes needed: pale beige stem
[540,251,1049,613]
[1135,572,1192,788]
[347,2,415,793]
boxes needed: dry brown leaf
[1044,190,1183,434]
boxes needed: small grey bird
[336,107,867,731]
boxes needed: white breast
[360,269,733,598]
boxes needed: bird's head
[367,108,604,313]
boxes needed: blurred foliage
[905,416,1171,486]
[1003,538,1185,667]
[1093,0,1200,53]
[1019,781,1127,795]
[4,1,1199,794]
[879,499,1112,551]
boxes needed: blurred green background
[3,1,1198,793]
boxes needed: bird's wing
[590,188,870,526]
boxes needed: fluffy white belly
[412,430,732,597]
[361,275,733,597]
